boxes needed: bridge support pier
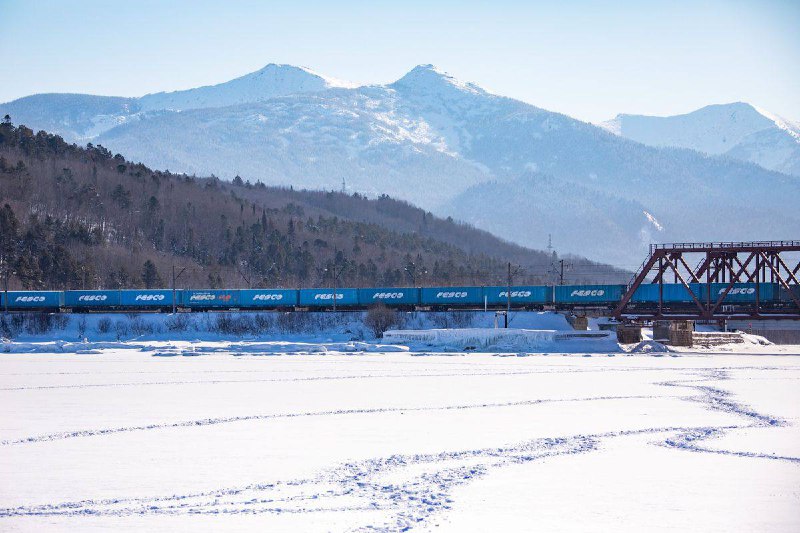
[667,320,694,347]
[566,315,588,330]
[616,324,642,344]
[653,321,670,342]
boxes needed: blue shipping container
[555,285,624,304]
[65,290,121,307]
[708,283,776,303]
[482,285,551,305]
[358,287,419,306]
[2,291,63,309]
[420,286,483,306]
[631,283,706,303]
[299,288,359,307]
[119,290,175,307]
[182,289,239,307]
[239,289,298,307]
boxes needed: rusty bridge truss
[614,241,800,321]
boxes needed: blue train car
[771,284,797,304]
[631,283,706,303]
[299,288,359,307]
[358,287,419,306]
[2,291,63,309]
[708,283,777,303]
[420,286,483,306]
[482,286,551,306]
[65,290,121,308]
[555,284,625,304]
[182,289,239,308]
[239,289,298,308]
[119,289,175,308]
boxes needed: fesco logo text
[436,291,467,298]
[135,294,165,301]
[314,293,344,300]
[78,294,108,302]
[570,289,605,297]
[373,292,404,299]
[719,288,756,295]
[15,296,46,302]
[189,293,232,301]
[499,290,531,298]
[253,294,284,301]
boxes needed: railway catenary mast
[506,263,511,328]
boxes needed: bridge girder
[614,241,800,321]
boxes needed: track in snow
[1,358,798,531]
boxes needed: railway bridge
[614,241,800,321]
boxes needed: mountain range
[2,63,798,268]
[601,102,800,178]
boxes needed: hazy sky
[1,0,798,123]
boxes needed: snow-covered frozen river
[1,350,799,531]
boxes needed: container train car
[0,282,796,313]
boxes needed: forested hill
[0,121,627,291]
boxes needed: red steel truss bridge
[615,241,800,320]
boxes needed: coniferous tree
[141,260,162,289]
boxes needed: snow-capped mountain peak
[601,102,800,177]
[600,102,772,152]
[390,64,487,96]
[251,63,358,90]
[601,102,799,150]
[138,63,356,112]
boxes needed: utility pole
[328,247,343,313]
[3,267,8,315]
[172,265,186,315]
[404,261,427,287]
[506,262,511,328]
[236,262,252,289]
[333,254,337,313]
[505,262,523,328]
[404,262,415,286]
[558,259,571,285]
[323,254,340,312]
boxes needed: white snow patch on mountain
[752,104,800,142]
[643,210,664,232]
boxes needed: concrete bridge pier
[616,324,642,344]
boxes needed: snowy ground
[1,348,799,532]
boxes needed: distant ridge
[601,102,800,177]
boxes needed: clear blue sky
[1,0,798,123]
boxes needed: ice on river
[1,349,799,532]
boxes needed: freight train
[1,283,797,313]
